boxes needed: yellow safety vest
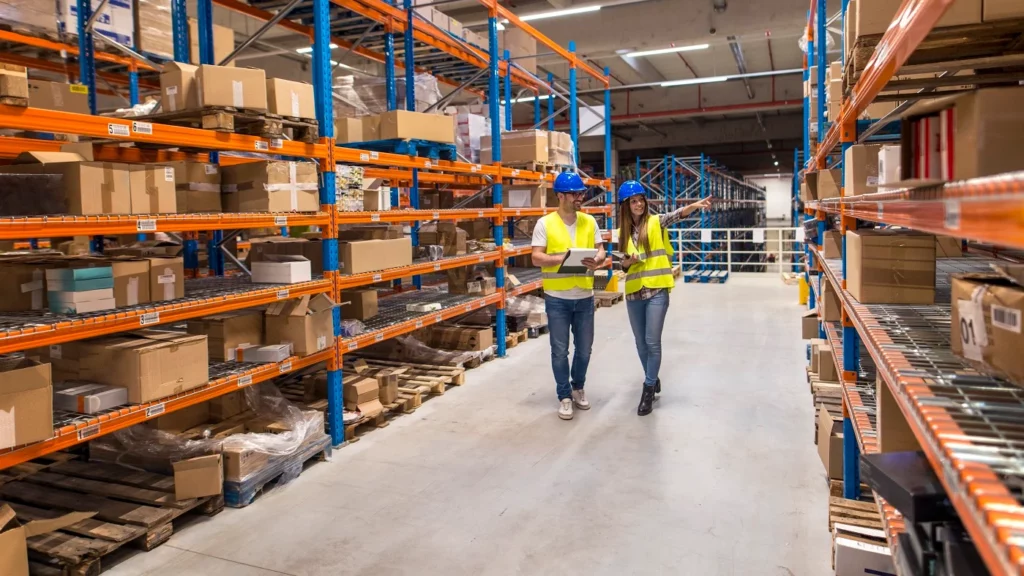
[540,211,598,292]
[624,216,675,295]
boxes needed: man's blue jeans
[544,295,595,401]
[625,290,670,387]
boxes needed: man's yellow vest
[540,211,598,292]
[624,215,675,295]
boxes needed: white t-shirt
[532,214,605,300]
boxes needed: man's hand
[581,257,602,271]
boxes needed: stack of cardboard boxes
[336,109,456,145]
[160,62,316,120]
[480,129,574,167]
[951,265,1024,387]
[335,226,412,276]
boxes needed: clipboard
[558,248,599,274]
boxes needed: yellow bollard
[798,275,809,305]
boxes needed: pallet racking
[0,0,613,469]
[800,0,1024,572]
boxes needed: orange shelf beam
[0,279,332,354]
[507,279,542,297]
[336,251,500,289]
[0,349,333,469]
[0,212,330,239]
[336,208,499,224]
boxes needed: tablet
[558,248,599,274]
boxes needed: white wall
[748,175,794,222]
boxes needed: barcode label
[371,152,379,160]
[276,290,289,300]
[371,214,380,222]
[477,211,484,217]
[415,320,423,328]
[471,164,480,172]
[131,121,153,135]
[146,404,165,418]
[270,138,284,149]
[992,305,1022,333]
[478,255,485,262]
[372,274,382,282]
[139,311,160,325]
[424,160,432,168]
[945,199,962,230]
[433,263,441,271]
[49,345,62,360]
[374,333,384,342]
[515,210,522,216]
[78,424,100,441]
[347,341,358,350]
[432,212,439,219]
[435,314,442,322]
[511,169,520,176]
[279,361,292,373]
[465,304,473,312]
[877,203,883,219]
[238,375,252,387]
[255,141,269,151]
[108,123,130,137]
[137,219,157,232]
[274,216,287,226]
[360,153,370,161]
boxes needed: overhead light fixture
[296,43,338,54]
[503,94,551,104]
[625,44,709,58]
[774,161,779,166]
[519,5,601,22]
[660,75,728,88]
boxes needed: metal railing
[667,227,804,275]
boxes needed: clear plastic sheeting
[111,100,160,118]
[0,0,58,34]
[136,0,173,60]
[333,73,441,119]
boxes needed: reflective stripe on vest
[624,216,675,295]
[540,212,597,292]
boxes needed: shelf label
[78,424,100,441]
[131,121,153,135]
[139,311,160,326]
[944,199,961,230]
[432,212,439,219]
[360,153,370,161]
[374,333,384,342]
[515,210,522,216]
[471,164,480,172]
[107,123,130,137]
[465,304,473,312]
[279,361,292,373]
[876,202,884,220]
[347,341,358,351]
[276,289,289,300]
[433,263,441,271]
[957,299,988,362]
[237,375,253,387]
[372,274,382,282]
[255,141,269,151]
[270,138,284,149]
[415,320,423,328]
[511,169,520,176]
[366,151,377,160]
[478,255,485,262]
[370,214,381,222]
[146,404,165,418]
[435,313,443,323]
[424,160,432,168]
[477,211,484,217]
[136,219,157,232]
[274,216,288,226]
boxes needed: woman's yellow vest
[540,211,598,292]
[624,215,675,294]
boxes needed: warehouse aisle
[106,276,830,576]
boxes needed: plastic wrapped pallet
[454,113,489,163]
[136,0,173,60]
[0,0,58,34]
[333,73,441,119]
[59,0,135,47]
[357,335,486,367]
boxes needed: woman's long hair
[619,196,651,255]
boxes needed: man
[531,172,607,420]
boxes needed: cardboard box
[186,310,263,361]
[340,289,378,320]
[817,343,838,382]
[195,65,267,111]
[548,131,573,166]
[846,230,936,304]
[501,27,537,74]
[858,0,980,38]
[251,255,312,283]
[136,0,173,59]
[481,130,548,164]
[0,504,94,576]
[235,343,291,363]
[148,257,184,301]
[375,110,455,143]
[221,161,319,212]
[806,169,841,200]
[160,62,199,113]
[53,381,127,414]
[209,390,246,421]
[458,219,493,240]
[822,230,842,259]
[266,78,315,120]
[128,165,177,214]
[935,235,963,257]
[165,161,221,213]
[425,325,493,351]
[0,359,53,449]
[845,0,857,59]
[108,258,151,307]
[503,184,545,208]
[821,278,842,322]
[150,402,210,431]
[0,258,68,312]
[189,20,235,66]
[248,237,323,274]
[79,330,209,403]
[172,454,223,500]
[265,294,335,356]
[833,527,896,576]
[335,116,379,143]
[106,240,181,258]
[222,444,269,482]
[878,145,901,188]
[344,375,383,416]
[338,238,412,275]
[984,0,1024,21]
[0,152,131,215]
[951,270,1024,385]
[27,80,90,114]
[876,374,920,452]
[843,144,882,196]
[0,64,28,100]
[802,309,819,339]
[419,222,466,256]
[336,225,403,241]
[817,406,844,480]
[898,87,1024,183]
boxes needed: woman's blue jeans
[625,290,670,388]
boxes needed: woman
[617,180,712,416]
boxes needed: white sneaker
[558,398,574,420]
[572,389,590,410]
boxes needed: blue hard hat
[617,180,646,203]
[553,172,587,193]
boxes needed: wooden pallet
[0,458,223,575]
[828,492,883,532]
[349,358,466,388]
[505,328,529,348]
[139,106,319,142]
[504,160,555,174]
[526,325,548,338]
[594,291,623,307]
[844,18,1024,100]
[223,434,331,508]
[0,95,27,107]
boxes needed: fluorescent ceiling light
[625,43,708,58]
[519,5,601,22]
[503,94,552,104]
[660,75,728,88]
[296,43,338,54]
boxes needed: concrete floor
[106,276,832,576]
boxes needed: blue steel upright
[76,0,97,114]
[488,14,506,358]
[503,50,512,131]
[312,0,343,446]
[404,0,421,289]
[197,0,214,65]
[171,0,189,62]
[385,31,396,110]
[547,72,555,131]
[568,41,578,166]
[534,91,541,126]
[816,0,826,145]
[603,67,613,232]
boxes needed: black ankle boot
[655,378,661,394]
[637,386,655,416]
